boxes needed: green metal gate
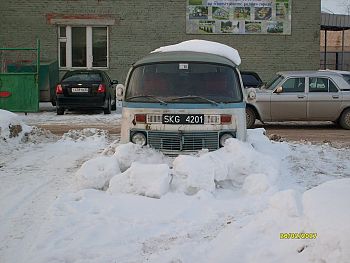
[0,40,40,112]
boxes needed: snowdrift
[0,109,32,143]
[75,129,283,197]
[18,120,349,263]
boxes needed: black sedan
[55,70,118,115]
[240,71,263,89]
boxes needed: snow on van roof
[152,40,241,66]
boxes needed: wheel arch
[246,104,261,121]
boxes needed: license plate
[71,88,88,92]
[162,114,204,124]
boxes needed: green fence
[0,39,40,112]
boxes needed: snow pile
[152,39,241,66]
[76,129,282,197]
[0,109,32,144]
[27,178,350,263]
[302,178,350,262]
[60,128,108,143]
[75,143,171,196]
[22,126,350,263]
[114,142,171,171]
[172,136,280,194]
[75,156,121,190]
[242,173,271,195]
[108,162,171,198]
[22,126,57,144]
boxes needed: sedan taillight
[97,84,106,93]
[56,84,63,94]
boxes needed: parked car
[245,70,350,129]
[55,70,118,115]
[241,71,263,89]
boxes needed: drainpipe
[342,29,345,70]
[324,29,327,69]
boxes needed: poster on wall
[186,0,291,35]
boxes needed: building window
[58,26,108,69]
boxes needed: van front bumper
[130,129,236,155]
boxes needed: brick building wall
[0,0,321,82]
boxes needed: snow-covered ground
[0,109,349,263]
[16,103,122,126]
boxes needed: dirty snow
[0,109,32,143]
[0,110,350,263]
[152,39,241,66]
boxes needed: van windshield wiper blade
[171,95,219,105]
[127,95,167,105]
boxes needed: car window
[341,74,350,85]
[281,78,305,92]
[62,73,102,82]
[266,74,284,90]
[329,80,339,92]
[309,77,338,93]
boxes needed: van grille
[147,131,219,152]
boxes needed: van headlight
[131,132,147,146]
[219,133,234,147]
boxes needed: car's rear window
[341,74,350,85]
[62,73,102,82]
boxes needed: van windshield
[125,63,243,103]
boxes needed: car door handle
[332,95,339,99]
[297,95,305,99]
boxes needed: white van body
[117,49,247,155]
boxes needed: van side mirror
[112,80,119,85]
[116,84,125,101]
[275,86,283,94]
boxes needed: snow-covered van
[116,40,247,155]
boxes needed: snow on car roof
[151,39,241,66]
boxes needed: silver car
[246,70,350,129]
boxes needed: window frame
[58,25,109,70]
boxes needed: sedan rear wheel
[56,107,65,115]
[111,99,116,111]
[339,109,350,130]
[104,98,111,114]
[246,107,256,129]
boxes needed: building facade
[0,0,321,82]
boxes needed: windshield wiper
[127,95,167,105]
[171,95,219,105]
